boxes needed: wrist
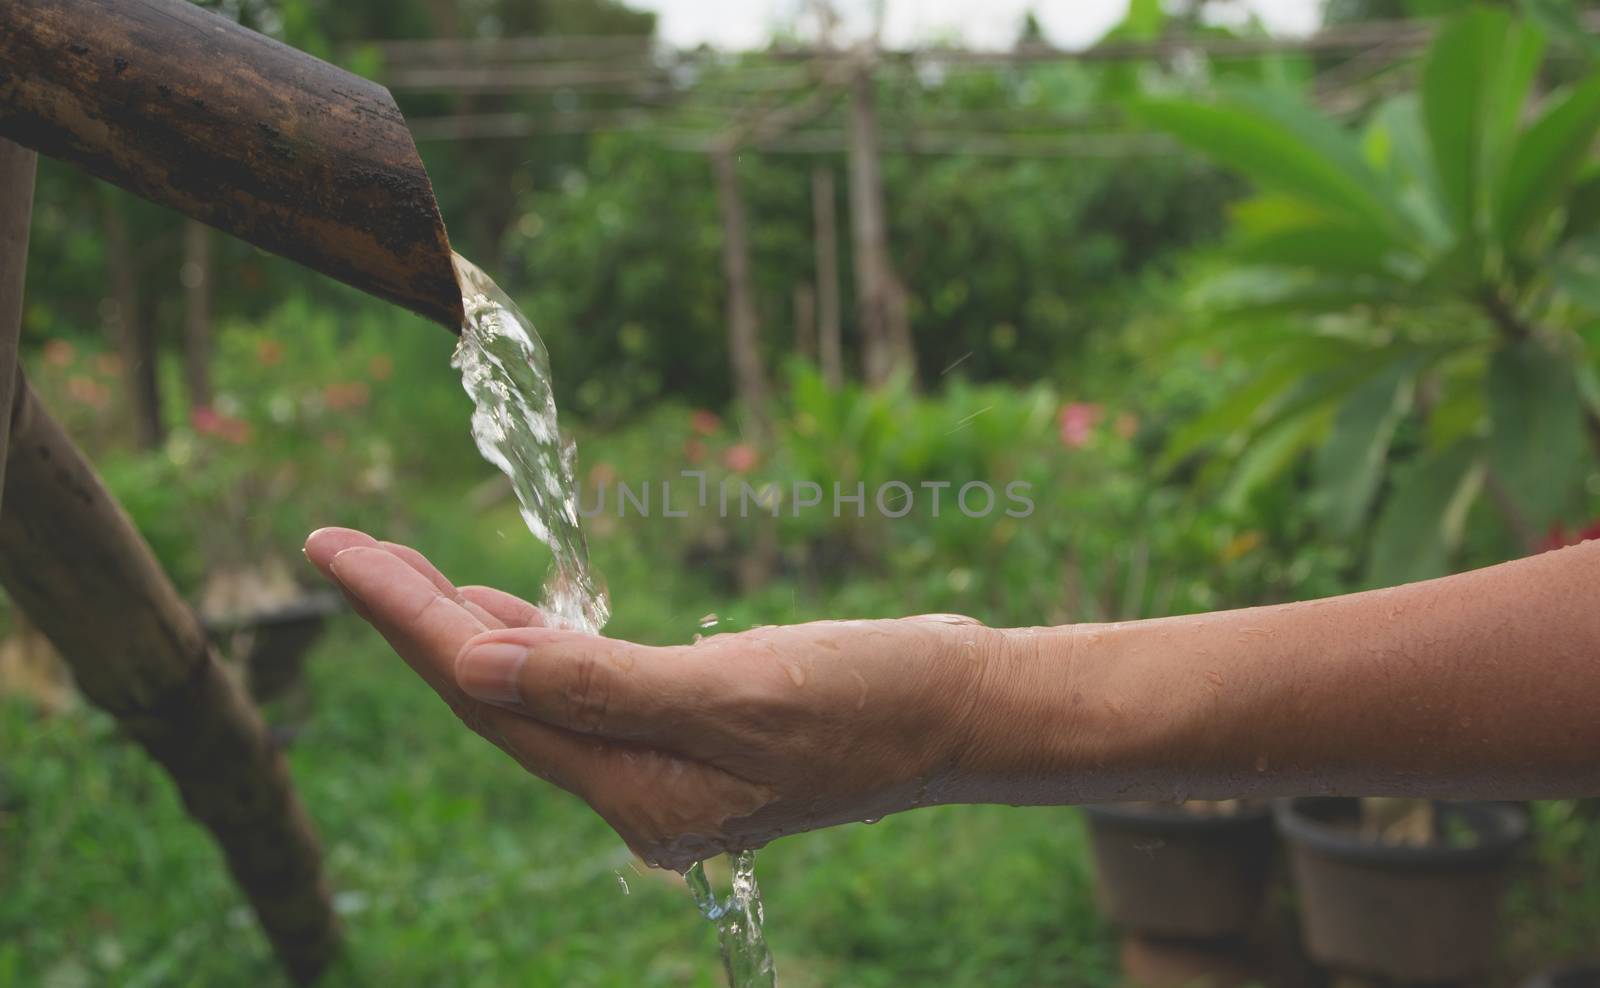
[943,623,1115,804]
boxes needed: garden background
[4,0,1600,984]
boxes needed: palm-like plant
[1141,5,1600,585]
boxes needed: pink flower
[1058,402,1102,449]
[191,405,252,444]
[723,443,759,473]
[66,375,110,410]
[323,381,371,411]
[43,339,75,367]
[690,409,722,436]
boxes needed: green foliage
[1144,4,1600,575]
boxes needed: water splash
[450,253,775,986]
[451,253,609,634]
[686,852,776,988]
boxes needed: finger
[454,627,734,743]
[314,540,617,804]
[330,546,490,697]
[305,527,381,620]
[376,540,505,629]
[460,585,547,629]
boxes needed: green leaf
[1137,92,1404,237]
[1422,8,1542,237]
[1229,224,1402,276]
[1486,340,1588,531]
[1494,77,1600,253]
[1517,0,1600,60]
[1314,357,1419,537]
[1221,403,1333,512]
[1552,234,1600,313]
[1365,441,1485,587]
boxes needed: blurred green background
[4,0,1600,984]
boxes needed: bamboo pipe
[0,372,341,984]
[0,0,463,330]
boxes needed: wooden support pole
[0,377,341,984]
[793,282,817,361]
[845,58,915,388]
[810,164,843,389]
[182,219,214,411]
[0,138,35,513]
[711,147,771,435]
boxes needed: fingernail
[457,642,528,705]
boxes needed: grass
[0,617,1116,988]
[3,493,1599,985]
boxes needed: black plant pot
[1083,801,1276,941]
[1521,963,1600,988]
[1275,797,1528,984]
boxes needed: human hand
[304,527,1011,871]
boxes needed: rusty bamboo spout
[0,0,464,330]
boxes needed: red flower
[690,409,722,436]
[1539,519,1600,553]
[723,443,759,473]
[1057,402,1102,449]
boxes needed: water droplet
[1254,753,1269,773]
[783,662,808,687]
[615,873,630,895]
[699,612,720,630]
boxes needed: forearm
[962,540,1600,804]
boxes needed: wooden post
[711,146,771,434]
[182,219,213,410]
[102,194,164,449]
[0,377,341,984]
[793,282,817,360]
[0,138,35,511]
[810,164,843,388]
[845,56,915,387]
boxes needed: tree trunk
[810,164,844,388]
[845,60,915,388]
[0,374,341,985]
[182,219,213,410]
[0,139,36,514]
[711,148,771,434]
[102,197,164,449]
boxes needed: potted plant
[1275,797,1528,983]
[1084,800,1279,986]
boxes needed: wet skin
[306,527,1600,872]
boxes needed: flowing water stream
[450,253,776,986]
